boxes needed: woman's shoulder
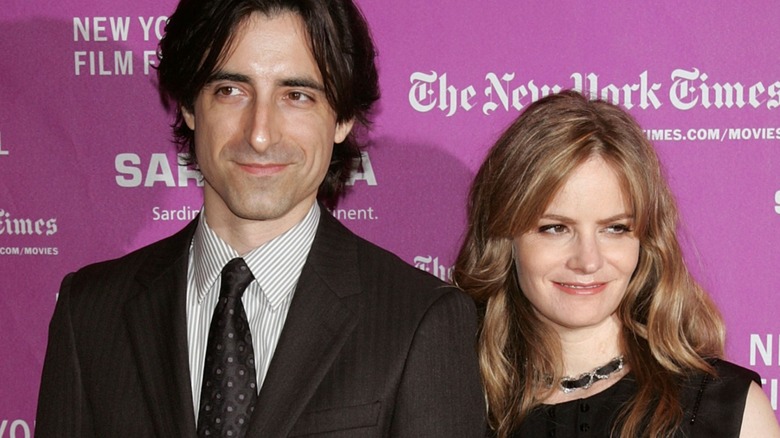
[702,359,780,437]
[679,358,762,436]
[707,358,761,385]
[681,358,759,410]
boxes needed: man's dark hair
[157,0,380,208]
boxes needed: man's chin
[228,198,311,223]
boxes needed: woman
[453,91,779,437]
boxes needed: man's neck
[204,200,317,256]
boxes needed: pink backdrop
[2,0,779,432]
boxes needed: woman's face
[513,156,640,334]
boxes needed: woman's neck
[539,315,629,404]
[556,315,623,375]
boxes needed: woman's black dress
[511,360,759,437]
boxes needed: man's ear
[182,106,195,130]
[334,119,355,144]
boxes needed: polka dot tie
[197,258,258,438]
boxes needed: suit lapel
[246,212,362,437]
[124,220,199,438]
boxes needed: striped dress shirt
[185,204,320,420]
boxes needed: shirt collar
[191,203,320,309]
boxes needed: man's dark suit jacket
[36,210,486,437]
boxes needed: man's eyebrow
[204,72,325,92]
[206,72,252,84]
[280,77,325,92]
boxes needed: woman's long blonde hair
[453,91,725,438]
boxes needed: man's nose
[247,100,280,151]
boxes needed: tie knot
[219,257,255,299]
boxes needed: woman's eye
[539,224,567,235]
[606,224,632,234]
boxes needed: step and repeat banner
[2,0,779,432]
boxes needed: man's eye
[216,86,239,96]
[287,91,312,101]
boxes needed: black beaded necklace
[559,356,625,393]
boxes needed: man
[35,0,485,436]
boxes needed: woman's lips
[553,281,607,295]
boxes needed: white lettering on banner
[143,50,158,75]
[72,16,168,76]
[137,16,168,41]
[346,151,377,186]
[73,17,130,42]
[413,256,452,282]
[775,191,780,215]
[115,153,203,188]
[0,209,57,236]
[409,72,477,117]
[572,71,662,109]
[0,419,32,438]
[749,335,780,411]
[751,334,774,366]
[762,379,779,411]
[23,247,59,255]
[644,129,683,141]
[73,16,168,42]
[483,73,561,114]
[0,246,60,256]
[409,69,780,116]
[152,205,200,221]
[331,207,377,221]
[0,132,8,157]
[641,126,780,143]
[670,68,780,110]
[74,50,133,76]
[727,128,780,140]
